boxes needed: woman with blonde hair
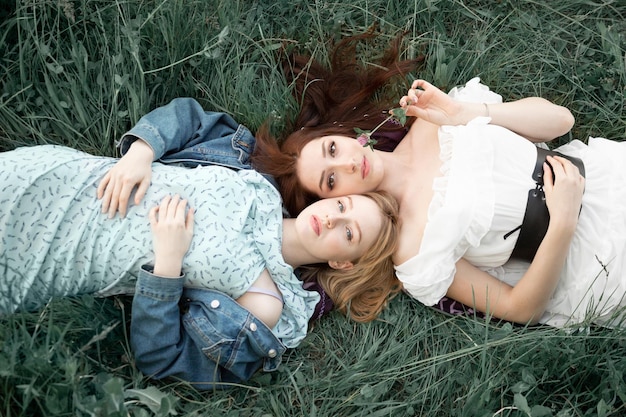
[0,101,400,389]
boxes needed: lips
[310,215,321,236]
[361,156,370,179]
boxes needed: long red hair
[252,30,424,215]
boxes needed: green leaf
[125,386,179,415]
[390,107,407,126]
[511,381,531,394]
[530,405,553,417]
[514,393,531,414]
[597,399,609,417]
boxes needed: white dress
[395,78,626,327]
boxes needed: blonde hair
[300,191,400,322]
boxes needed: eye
[329,141,336,157]
[327,173,335,190]
[337,199,345,213]
[345,226,353,242]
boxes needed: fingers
[149,205,159,228]
[542,156,585,225]
[98,173,113,213]
[98,175,124,219]
[399,79,433,107]
[152,195,192,224]
[101,177,152,218]
[411,79,433,90]
[106,182,123,219]
[543,156,585,194]
[109,184,127,219]
[96,173,110,200]
[400,88,422,107]
[117,181,140,218]
[186,207,195,232]
[158,194,178,220]
[135,179,150,205]
[542,161,555,189]
[546,156,583,179]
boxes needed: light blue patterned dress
[0,145,318,347]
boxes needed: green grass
[1,0,625,416]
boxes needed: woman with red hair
[252,32,626,329]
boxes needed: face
[295,194,383,267]
[296,135,384,198]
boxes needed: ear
[328,260,354,270]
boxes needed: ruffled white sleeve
[448,77,503,105]
[395,78,501,306]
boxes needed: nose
[334,156,357,173]
[324,214,340,229]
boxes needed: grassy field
[1,1,625,416]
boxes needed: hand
[399,79,465,126]
[97,140,154,218]
[149,195,195,277]
[542,155,585,229]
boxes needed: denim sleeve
[130,266,285,390]
[118,98,242,160]
[130,267,224,389]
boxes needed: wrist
[458,102,485,124]
[129,139,155,161]
[546,217,577,240]
[482,103,490,118]
[153,256,184,278]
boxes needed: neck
[378,123,440,203]
[377,150,412,200]
[281,218,325,268]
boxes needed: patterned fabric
[0,145,319,347]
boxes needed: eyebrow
[346,196,362,243]
[318,141,326,192]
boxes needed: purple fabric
[301,279,334,321]
[371,125,407,152]
[432,296,486,319]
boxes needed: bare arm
[467,98,574,142]
[447,156,584,324]
[400,80,575,143]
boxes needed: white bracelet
[483,103,490,117]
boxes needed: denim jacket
[122,99,332,388]
[131,267,285,390]
[117,97,284,187]
[119,96,332,311]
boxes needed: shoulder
[393,210,426,265]
[392,162,438,265]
